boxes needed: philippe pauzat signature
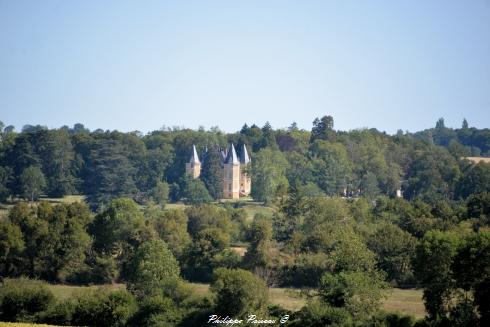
[208,314,290,325]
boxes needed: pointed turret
[220,147,228,163]
[239,144,251,164]
[189,144,200,164]
[224,143,239,165]
[185,144,201,178]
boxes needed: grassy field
[1,282,424,324]
[382,288,425,319]
[45,283,125,301]
[187,283,425,317]
[240,203,275,221]
[164,199,275,222]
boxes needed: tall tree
[125,239,180,296]
[200,147,223,200]
[414,231,461,320]
[38,129,76,197]
[84,138,138,207]
[89,198,155,277]
[251,148,289,204]
[20,166,46,201]
[182,177,212,205]
[310,140,352,195]
[243,215,273,270]
[310,115,335,143]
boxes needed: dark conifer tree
[200,146,223,200]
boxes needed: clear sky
[1,1,489,134]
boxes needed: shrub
[290,301,353,327]
[71,289,137,327]
[210,268,268,317]
[127,295,182,327]
[0,278,55,323]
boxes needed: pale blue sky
[1,1,489,133]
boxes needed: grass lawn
[164,200,275,223]
[45,283,125,301]
[164,202,187,210]
[13,281,425,320]
[241,204,275,221]
[188,283,425,317]
[382,288,425,319]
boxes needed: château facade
[185,143,251,199]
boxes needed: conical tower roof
[239,144,251,164]
[224,143,239,164]
[189,144,200,164]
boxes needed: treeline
[1,116,489,208]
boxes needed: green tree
[310,115,335,143]
[367,223,417,285]
[125,239,180,296]
[466,192,490,224]
[20,166,46,201]
[452,231,490,325]
[405,147,460,202]
[84,138,138,207]
[257,121,278,150]
[310,141,352,195]
[89,198,155,279]
[149,181,169,206]
[148,208,191,258]
[210,268,268,316]
[414,231,461,320]
[0,166,13,202]
[200,147,224,200]
[182,228,239,282]
[8,202,92,282]
[360,171,380,198]
[0,221,25,276]
[185,204,236,238]
[251,148,289,204]
[318,271,388,319]
[38,129,76,197]
[243,216,273,270]
[182,177,212,205]
[456,162,490,199]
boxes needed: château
[186,143,251,199]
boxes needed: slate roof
[188,144,200,164]
[224,143,239,164]
[239,144,251,164]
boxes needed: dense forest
[0,116,489,326]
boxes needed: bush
[71,289,137,327]
[0,278,55,323]
[290,301,353,327]
[210,268,268,317]
[127,295,182,327]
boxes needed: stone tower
[223,143,240,199]
[239,144,251,196]
[185,144,201,178]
